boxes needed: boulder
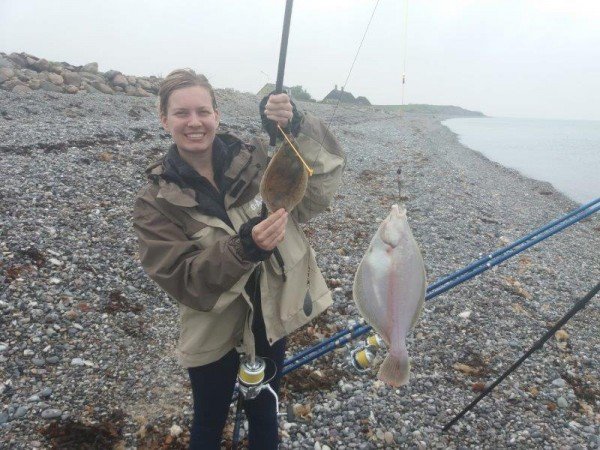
[30,58,50,72]
[7,53,28,68]
[114,86,124,92]
[82,62,98,73]
[124,85,137,95]
[82,82,100,94]
[28,79,41,90]
[0,55,16,69]
[133,86,151,97]
[17,69,38,82]
[39,80,64,93]
[91,81,114,94]
[127,75,137,85]
[137,78,152,90]
[0,67,15,83]
[112,73,129,88]
[62,70,83,86]
[48,62,63,74]
[80,71,105,83]
[2,79,27,90]
[47,73,64,85]
[104,70,121,81]
[65,85,79,94]
[12,84,33,95]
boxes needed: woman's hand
[251,208,288,251]
[264,93,293,127]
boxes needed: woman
[133,69,345,449]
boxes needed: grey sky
[1,0,599,120]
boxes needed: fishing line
[308,0,381,171]
[401,0,409,105]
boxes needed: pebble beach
[1,81,599,449]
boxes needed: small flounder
[352,204,426,386]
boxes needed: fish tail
[377,347,410,387]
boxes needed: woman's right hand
[251,208,288,251]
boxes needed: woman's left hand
[264,93,293,127]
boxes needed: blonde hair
[158,68,217,117]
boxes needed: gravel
[1,88,598,449]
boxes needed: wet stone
[41,408,62,419]
[39,387,53,398]
[14,406,28,418]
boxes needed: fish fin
[377,353,410,387]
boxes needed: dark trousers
[187,307,286,450]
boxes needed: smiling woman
[132,68,346,449]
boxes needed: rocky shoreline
[1,83,599,449]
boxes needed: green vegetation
[375,104,485,117]
[290,85,315,102]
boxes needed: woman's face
[161,86,220,157]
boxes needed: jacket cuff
[259,92,303,140]
[238,217,273,262]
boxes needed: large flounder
[352,204,426,386]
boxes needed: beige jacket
[133,113,345,367]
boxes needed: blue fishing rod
[283,198,600,373]
[428,197,600,292]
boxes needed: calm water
[442,117,600,204]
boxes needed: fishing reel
[237,355,279,413]
[348,333,386,373]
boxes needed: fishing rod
[269,0,294,147]
[443,280,600,432]
[283,198,600,371]
[429,196,600,292]
[233,2,295,445]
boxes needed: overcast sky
[2,0,599,120]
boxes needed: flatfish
[352,204,426,386]
[260,137,308,213]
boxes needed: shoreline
[1,89,598,449]
[440,116,599,205]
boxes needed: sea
[441,117,600,204]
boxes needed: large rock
[47,73,64,85]
[2,79,26,91]
[0,68,15,83]
[62,70,83,86]
[0,55,15,69]
[82,62,98,73]
[39,80,64,93]
[82,82,100,94]
[137,78,152,90]
[7,53,28,68]
[112,73,129,88]
[104,70,121,81]
[91,81,114,94]
[80,71,105,83]
[12,84,33,95]
[127,75,137,85]
[28,79,41,90]
[16,69,38,82]
[132,86,151,97]
[30,58,50,72]
[48,62,63,74]
[65,85,79,94]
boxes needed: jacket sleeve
[133,193,256,312]
[291,112,346,223]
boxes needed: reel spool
[366,334,385,350]
[348,334,385,373]
[349,346,375,372]
[237,355,280,413]
[238,356,266,400]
